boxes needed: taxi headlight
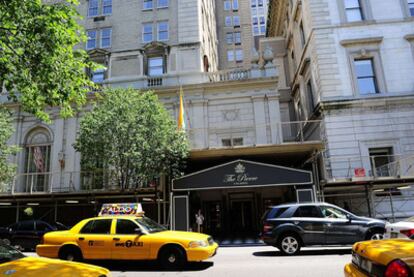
[189,240,208,248]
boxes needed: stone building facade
[267,0,414,219]
[0,0,322,237]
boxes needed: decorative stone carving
[251,48,260,65]
[222,109,240,121]
[263,46,274,64]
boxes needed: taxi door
[111,218,151,260]
[75,218,113,259]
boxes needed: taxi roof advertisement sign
[98,203,144,216]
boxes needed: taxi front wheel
[159,246,186,270]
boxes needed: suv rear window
[293,206,322,218]
[267,207,289,219]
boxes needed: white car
[384,216,414,239]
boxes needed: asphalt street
[26,246,352,277]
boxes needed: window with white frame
[86,30,97,49]
[143,23,153,42]
[252,17,259,35]
[225,16,232,26]
[234,31,241,44]
[91,68,106,83]
[158,0,168,8]
[233,0,239,10]
[299,22,306,48]
[251,0,257,7]
[102,0,112,15]
[157,21,169,41]
[227,50,235,62]
[100,28,112,48]
[88,0,99,17]
[226,33,233,44]
[148,57,164,76]
[259,16,266,33]
[222,138,243,147]
[344,0,363,22]
[409,0,414,16]
[143,0,153,10]
[233,16,240,26]
[224,0,231,10]
[354,58,378,94]
[235,49,243,62]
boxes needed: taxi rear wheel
[159,246,186,270]
[59,246,83,262]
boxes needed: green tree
[74,88,189,190]
[0,0,96,122]
[0,108,19,192]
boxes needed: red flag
[33,146,45,172]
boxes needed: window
[320,206,348,219]
[251,0,257,7]
[369,147,393,177]
[258,0,264,6]
[344,0,363,22]
[233,0,239,10]
[224,0,231,10]
[234,32,241,44]
[88,0,99,17]
[143,0,153,10]
[299,22,306,47]
[157,0,168,8]
[221,137,243,146]
[18,221,35,231]
[36,222,52,232]
[102,0,112,15]
[227,50,234,62]
[143,23,153,43]
[91,68,105,84]
[293,206,322,218]
[235,49,243,62]
[233,16,240,26]
[100,28,112,48]
[409,0,414,16]
[306,80,315,113]
[225,16,232,26]
[157,21,169,41]
[226,33,233,44]
[354,59,378,94]
[116,219,139,234]
[148,57,164,76]
[86,30,97,49]
[80,219,112,234]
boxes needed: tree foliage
[74,88,189,189]
[0,0,96,122]
[0,108,19,191]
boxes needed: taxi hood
[354,239,414,265]
[150,230,211,241]
[0,256,108,277]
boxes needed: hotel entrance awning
[172,159,313,191]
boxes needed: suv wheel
[278,234,301,255]
[369,232,384,240]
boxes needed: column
[190,99,207,149]
[51,118,64,192]
[267,94,283,144]
[252,95,267,145]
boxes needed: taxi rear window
[80,219,112,234]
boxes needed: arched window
[24,128,52,192]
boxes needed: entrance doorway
[229,192,256,237]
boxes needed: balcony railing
[322,154,414,182]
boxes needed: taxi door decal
[88,240,105,247]
[114,240,143,247]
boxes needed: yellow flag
[178,86,186,130]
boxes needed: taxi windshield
[0,242,25,264]
[136,217,167,233]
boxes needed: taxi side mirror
[346,214,352,222]
[135,228,143,235]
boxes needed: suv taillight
[263,223,273,232]
[400,229,414,238]
[385,260,411,277]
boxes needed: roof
[271,202,336,209]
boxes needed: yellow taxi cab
[344,239,414,277]
[36,203,218,269]
[0,240,109,277]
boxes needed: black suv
[0,220,68,251]
[261,202,385,255]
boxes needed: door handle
[113,237,120,241]
[78,237,85,241]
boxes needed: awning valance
[172,159,313,191]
